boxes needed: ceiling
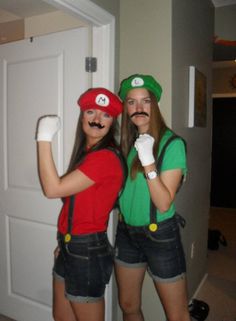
[0,0,236,62]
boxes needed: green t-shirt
[119,129,187,226]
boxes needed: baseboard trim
[191,273,208,299]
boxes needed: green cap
[119,74,162,102]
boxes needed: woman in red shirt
[36,88,124,321]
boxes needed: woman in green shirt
[114,74,191,321]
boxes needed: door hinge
[85,57,97,72]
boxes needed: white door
[0,27,91,321]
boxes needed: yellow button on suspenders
[149,223,158,232]
[64,233,71,243]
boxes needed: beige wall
[0,19,24,44]
[90,0,119,16]
[215,4,236,39]
[120,0,172,125]
[172,0,214,298]
[25,11,87,38]
[0,11,87,45]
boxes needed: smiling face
[82,109,113,147]
[125,88,151,134]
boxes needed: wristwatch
[144,169,158,180]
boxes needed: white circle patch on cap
[95,94,110,107]
[131,77,144,87]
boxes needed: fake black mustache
[88,121,105,129]
[130,111,149,118]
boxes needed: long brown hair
[66,112,119,174]
[120,91,168,179]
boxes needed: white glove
[36,115,61,141]
[134,134,155,166]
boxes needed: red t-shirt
[58,149,123,235]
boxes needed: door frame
[45,0,115,89]
[41,1,116,320]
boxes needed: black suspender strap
[64,195,75,243]
[63,147,127,242]
[149,134,186,232]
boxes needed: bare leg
[115,263,146,321]
[154,276,191,321]
[53,277,105,321]
[71,299,105,321]
[53,278,77,321]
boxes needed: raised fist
[134,134,155,166]
[36,115,61,142]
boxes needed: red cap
[78,88,123,117]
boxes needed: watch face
[147,170,158,179]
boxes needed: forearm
[143,163,182,213]
[144,165,172,212]
[37,141,60,198]
[147,177,173,213]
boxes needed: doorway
[210,97,236,208]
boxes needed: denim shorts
[114,214,186,282]
[53,232,113,302]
